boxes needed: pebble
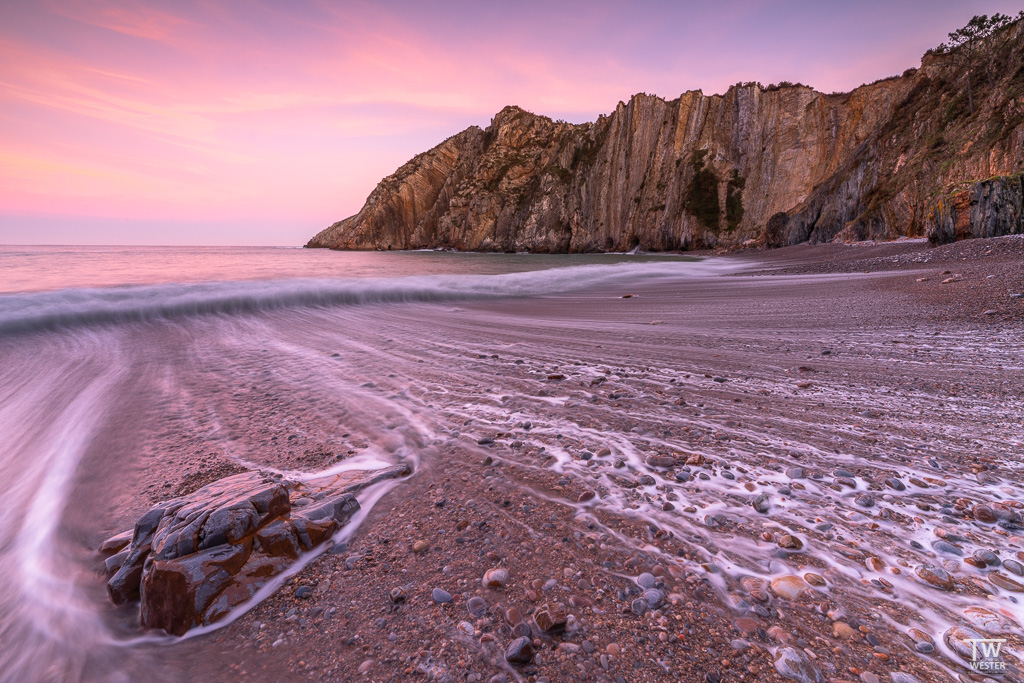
[752,494,770,514]
[1005,559,1024,576]
[358,659,374,673]
[413,540,430,553]
[804,572,826,586]
[990,573,1024,591]
[889,673,921,683]
[963,606,1003,633]
[932,540,962,556]
[295,586,312,599]
[505,636,534,664]
[534,602,567,632]
[637,572,656,589]
[389,587,407,603]
[915,565,954,591]
[786,467,805,479]
[907,628,933,653]
[483,567,509,589]
[431,588,452,604]
[467,596,487,617]
[944,625,984,661]
[643,588,665,609]
[770,575,808,600]
[973,504,997,523]
[777,534,803,550]
[832,621,858,639]
[630,597,649,615]
[773,646,824,683]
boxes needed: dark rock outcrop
[308,20,1024,252]
[927,174,1024,244]
[100,464,409,635]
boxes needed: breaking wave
[0,259,740,336]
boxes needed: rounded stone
[466,596,487,617]
[505,636,534,664]
[483,567,509,589]
[915,565,954,591]
[973,504,997,523]
[777,534,803,550]
[963,606,1003,633]
[770,575,808,600]
[431,588,452,604]
[774,646,824,682]
[642,588,665,609]
[944,625,984,661]
[637,572,656,588]
[990,573,1024,592]
[1004,559,1024,576]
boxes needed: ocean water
[0,245,729,681]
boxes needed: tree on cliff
[937,12,1022,115]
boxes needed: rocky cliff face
[309,21,1024,252]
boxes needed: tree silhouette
[937,13,1022,115]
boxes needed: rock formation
[308,20,1024,252]
[100,464,409,635]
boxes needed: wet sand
[80,236,1024,682]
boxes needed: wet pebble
[534,602,567,632]
[990,573,1024,592]
[483,567,509,589]
[505,636,534,664]
[974,504,997,523]
[915,565,954,591]
[777,534,803,550]
[773,646,824,682]
[467,596,487,617]
[944,625,984,661]
[932,540,963,556]
[431,588,452,604]
[643,588,665,609]
[637,572,656,589]
[770,575,808,600]
[889,673,921,683]
[752,494,770,514]
[963,606,1003,633]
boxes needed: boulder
[103,464,409,635]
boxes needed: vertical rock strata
[308,22,1024,251]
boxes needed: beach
[1,237,1023,682]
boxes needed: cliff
[308,21,1024,252]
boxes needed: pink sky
[1,0,1021,245]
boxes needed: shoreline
[70,235,1024,681]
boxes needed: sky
[1,0,1022,246]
